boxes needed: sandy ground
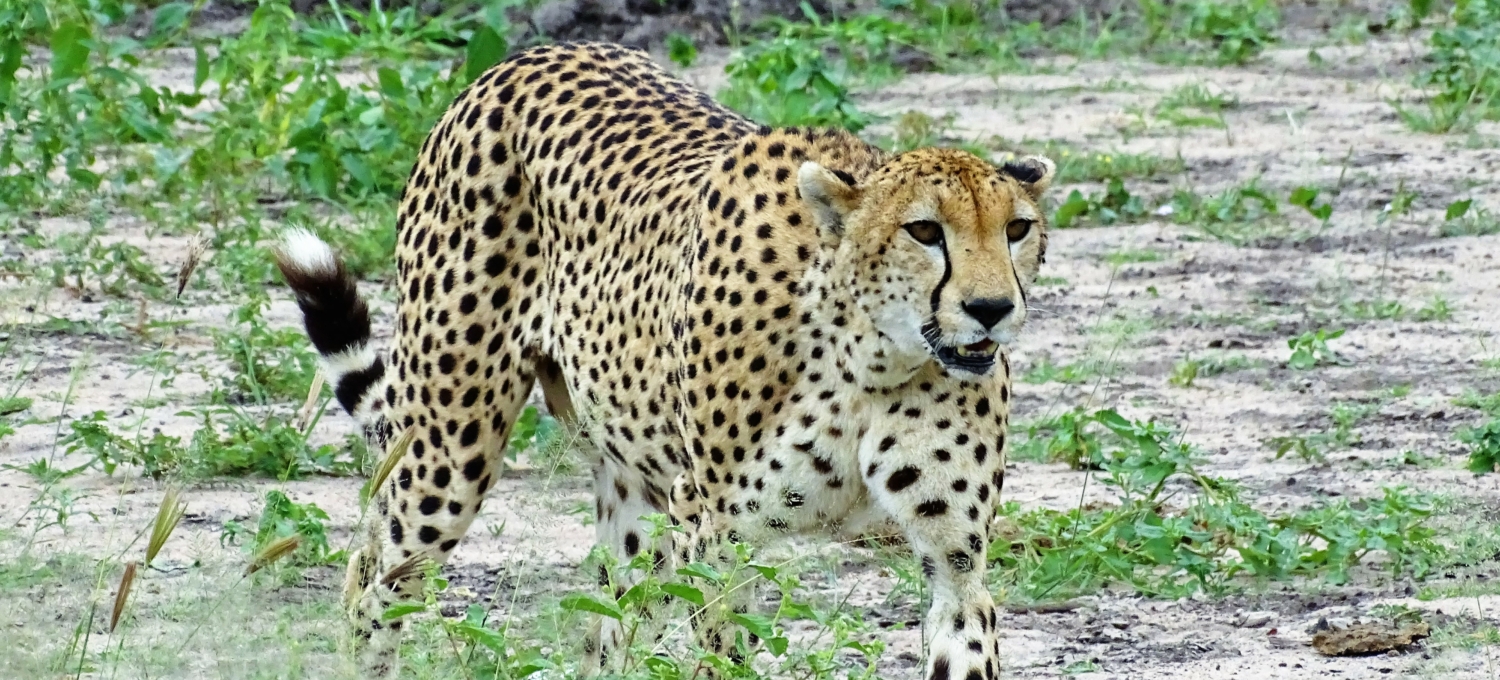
[3,32,1500,679]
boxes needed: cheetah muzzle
[272,40,1056,680]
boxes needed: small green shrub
[1411,0,1500,131]
[666,33,698,67]
[1184,0,1279,64]
[61,407,355,480]
[1287,328,1346,370]
[211,293,319,404]
[1460,419,1500,474]
[223,490,340,567]
[1171,180,1278,227]
[1138,0,1279,64]
[1053,178,1148,228]
[1289,186,1334,223]
[1440,199,1500,236]
[720,33,868,130]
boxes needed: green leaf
[1092,409,1132,433]
[1053,190,1091,228]
[66,166,101,190]
[381,602,426,620]
[50,22,93,82]
[667,33,698,68]
[0,38,22,102]
[0,396,32,416]
[1445,199,1472,221]
[151,3,193,40]
[377,67,406,100]
[749,563,780,582]
[677,562,723,582]
[660,582,705,605]
[193,43,209,90]
[309,156,338,196]
[454,622,508,653]
[341,154,375,189]
[1289,186,1317,208]
[465,26,507,83]
[559,592,623,620]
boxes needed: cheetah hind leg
[340,494,421,678]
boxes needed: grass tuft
[246,535,302,575]
[109,561,138,633]
[147,486,187,566]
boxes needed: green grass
[1168,353,1261,387]
[1000,409,1442,600]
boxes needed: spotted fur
[274,41,1055,678]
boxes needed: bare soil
[4,33,1500,680]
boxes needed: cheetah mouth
[934,339,999,374]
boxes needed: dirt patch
[1312,619,1432,656]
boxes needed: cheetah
[274,41,1055,679]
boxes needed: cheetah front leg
[582,460,677,675]
[859,397,1009,680]
[666,474,761,677]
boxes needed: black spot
[915,499,949,517]
[930,655,951,680]
[460,421,480,447]
[462,455,486,481]
[886,466,921,492]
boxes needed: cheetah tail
[273,228,385,419]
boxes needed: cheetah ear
[798,162,863,238]
[999,155,1056,201]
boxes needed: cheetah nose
[962,297,1015,329]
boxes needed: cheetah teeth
[955,340,998,358]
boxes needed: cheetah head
[799,149,1055,378]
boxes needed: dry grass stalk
[176,232,208,299]
[365,427,414,508]
[110,561,138,633]
[246,535,301,575]
[380,553,432,586]
[297,370,326,429]
[147,486,187,566]
[129,296,149,336]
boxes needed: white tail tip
[277,228,337,275]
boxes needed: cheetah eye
[1006,219,1033,243]
[903,220,943,246]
